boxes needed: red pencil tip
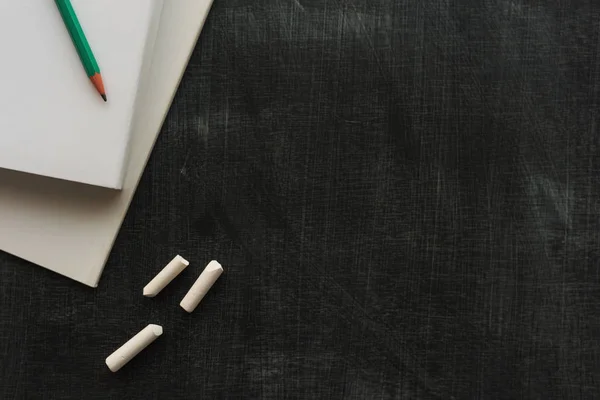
[101,94,107,102]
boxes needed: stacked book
[0,1,214,287]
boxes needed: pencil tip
[90,74,107,101]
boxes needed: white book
[0,0,214,286]
[0,0,164,189]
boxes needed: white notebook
[0,0,163,189]
[0,0,214,286]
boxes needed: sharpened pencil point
[90,73,107,102]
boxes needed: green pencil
[54,0,107,101]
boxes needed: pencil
[54,0,107,101]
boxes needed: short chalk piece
[180,260,223,313]
[105,324,163,372]
[143,255,189,297]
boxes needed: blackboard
[1,1,599,398]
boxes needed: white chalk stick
[143,255,189,297]
[105,324,163,372]
[180,260,223,313]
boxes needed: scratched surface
[1,1,600,398]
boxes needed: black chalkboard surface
[1,1,599,398]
